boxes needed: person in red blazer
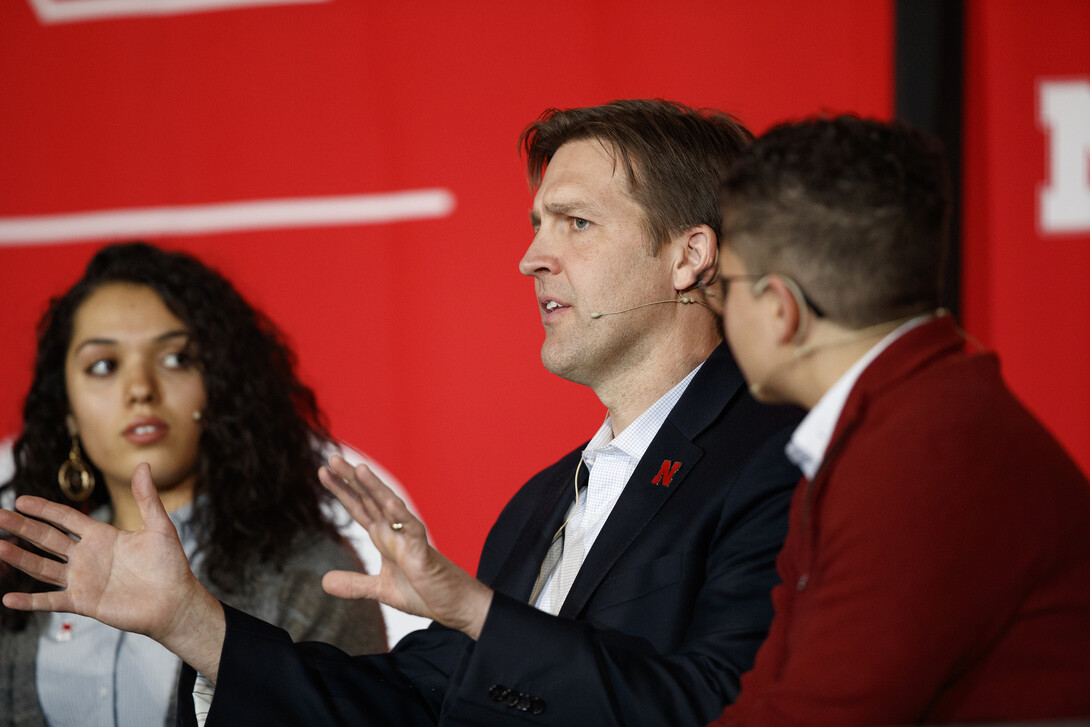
[704,115,1090,725]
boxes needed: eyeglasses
[699,275,761,316]
[699,273,825,318]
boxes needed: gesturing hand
[0,463,224,678]
[319,455,494,640]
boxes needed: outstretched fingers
[317,457,494,637]
[320,457,374,528]
[2,587,73,614]
[13,496,92,537]
[353,460,420,535]
[0,538,69,589]
[318,456,441,615]
[0,501,79,561]
[320,455,418,536]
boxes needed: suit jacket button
[517,694,534,711]
[504,689,521,707]
[530,697,546,715]
[488,684,508,702]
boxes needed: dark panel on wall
[895,0,964,317]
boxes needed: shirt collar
[583,360,704,468]
[786,314,933,480]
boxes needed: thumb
[131,462,172,533]
[322,570,380,602]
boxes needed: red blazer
[716,316,1090,725]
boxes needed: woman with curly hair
[0,242,386,727]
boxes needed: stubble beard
[540,319,645,391]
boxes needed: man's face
[519,139,677,388]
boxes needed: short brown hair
[521,99,753,252]
[721,115,950,327]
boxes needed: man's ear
[756,275,805,346]
[672,225,717,291]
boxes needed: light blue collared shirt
[532,360,703,612]
[37,500,202,727]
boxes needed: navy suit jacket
[178,344,801,726]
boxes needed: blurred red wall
[962,0,1090,477]
[1,0,896,570]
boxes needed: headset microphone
[590,295,708,319]
[747,312,932,398]
[590,258,721,320]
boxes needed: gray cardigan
[0,533,387,727]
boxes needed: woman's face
[64,283,206,504]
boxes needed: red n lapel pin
[651,460,682,487]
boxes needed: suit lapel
[558,344,744,618]
[559,423,703,617]
[825,316,967,457]
[489,458,581,601]
[805,316,969,536]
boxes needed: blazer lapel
[825,315,968,454]
[559,424,703,617]
[558,343,744,618]
[489,458,582,601]
[804,316,969,537]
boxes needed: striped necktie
[529,459,590,613]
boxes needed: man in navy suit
[0,100,800,726]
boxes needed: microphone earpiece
[747,310,936,401]
[792,314,924,360]
[590,295,708,320]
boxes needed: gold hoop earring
[58,437,96,502]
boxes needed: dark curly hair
[2,242,340,629]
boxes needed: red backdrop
[962,0,1090,478]
[2,0,895,570]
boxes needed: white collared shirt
[785,315,934,480]
[532,361,703,611]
